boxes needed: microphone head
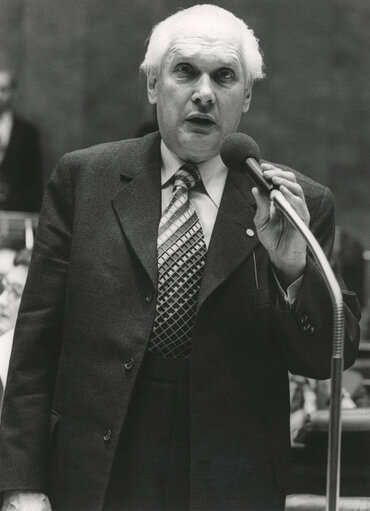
[220,133,261,169]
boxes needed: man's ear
[242,87,252,113]
[147,72,158,105]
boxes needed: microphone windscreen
[220,133,261,169]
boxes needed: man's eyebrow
[171,56,240,69]
[214,62,238,68]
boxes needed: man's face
[0,71,15,115]
[0,265,28,335]
[147,21,251,162]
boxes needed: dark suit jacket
[0,132,360,510]
[0,116,43,212]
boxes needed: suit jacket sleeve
[0,153,73,492]
[272,185,360,379]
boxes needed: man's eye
[175,64,194,76]
[216,68,234,81]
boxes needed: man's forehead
[167,38,243,68]
[165,20,244,67]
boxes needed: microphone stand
[270,190,344,511]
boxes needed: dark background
[0,0,369,250]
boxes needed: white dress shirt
[160,140,302,304]
[161,140,227,248]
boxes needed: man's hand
[251,163,310,287]
[2,491,51,511]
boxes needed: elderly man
[0,5,360,511]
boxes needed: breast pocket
[49,408,61,450]
[249,249,272,308]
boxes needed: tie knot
[174,163,201,192]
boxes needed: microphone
[220,132,276,196]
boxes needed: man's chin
[179,132,221,162]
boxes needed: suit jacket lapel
[111,133,261,303]
[198,167,260,308]
[112,133,161,289]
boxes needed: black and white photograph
[0,1,369,510]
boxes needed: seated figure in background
[0,68,43,212]
[289,370,370,443]
[331,226,366,309]
[0,247,16,290]
[0,249,31,415]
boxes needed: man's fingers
[252,187,270,212]
[252,181,310,228]
[261,165,296,184]
[259,165,308,216]
[270,176,304,198]
[279,185,310,224]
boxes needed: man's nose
[191,74,215,106]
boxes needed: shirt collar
[160,140,228,208]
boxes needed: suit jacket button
[300,314,308,324]
[145,292,153,303]
[246,228,255,237]
[103,428,112,442]
[124,358,134,370]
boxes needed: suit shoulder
[64,138,138,161]
[50,131,160,192]
[60,132,160,169]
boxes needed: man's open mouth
[186,115,215,127]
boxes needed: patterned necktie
[148,163,207,359]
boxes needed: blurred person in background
[290,369,370,443]
[331,226,366,309]
[0,247,16,296]
[0,68,43,212]
[0,248,31,416]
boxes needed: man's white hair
[140,4,264,84]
